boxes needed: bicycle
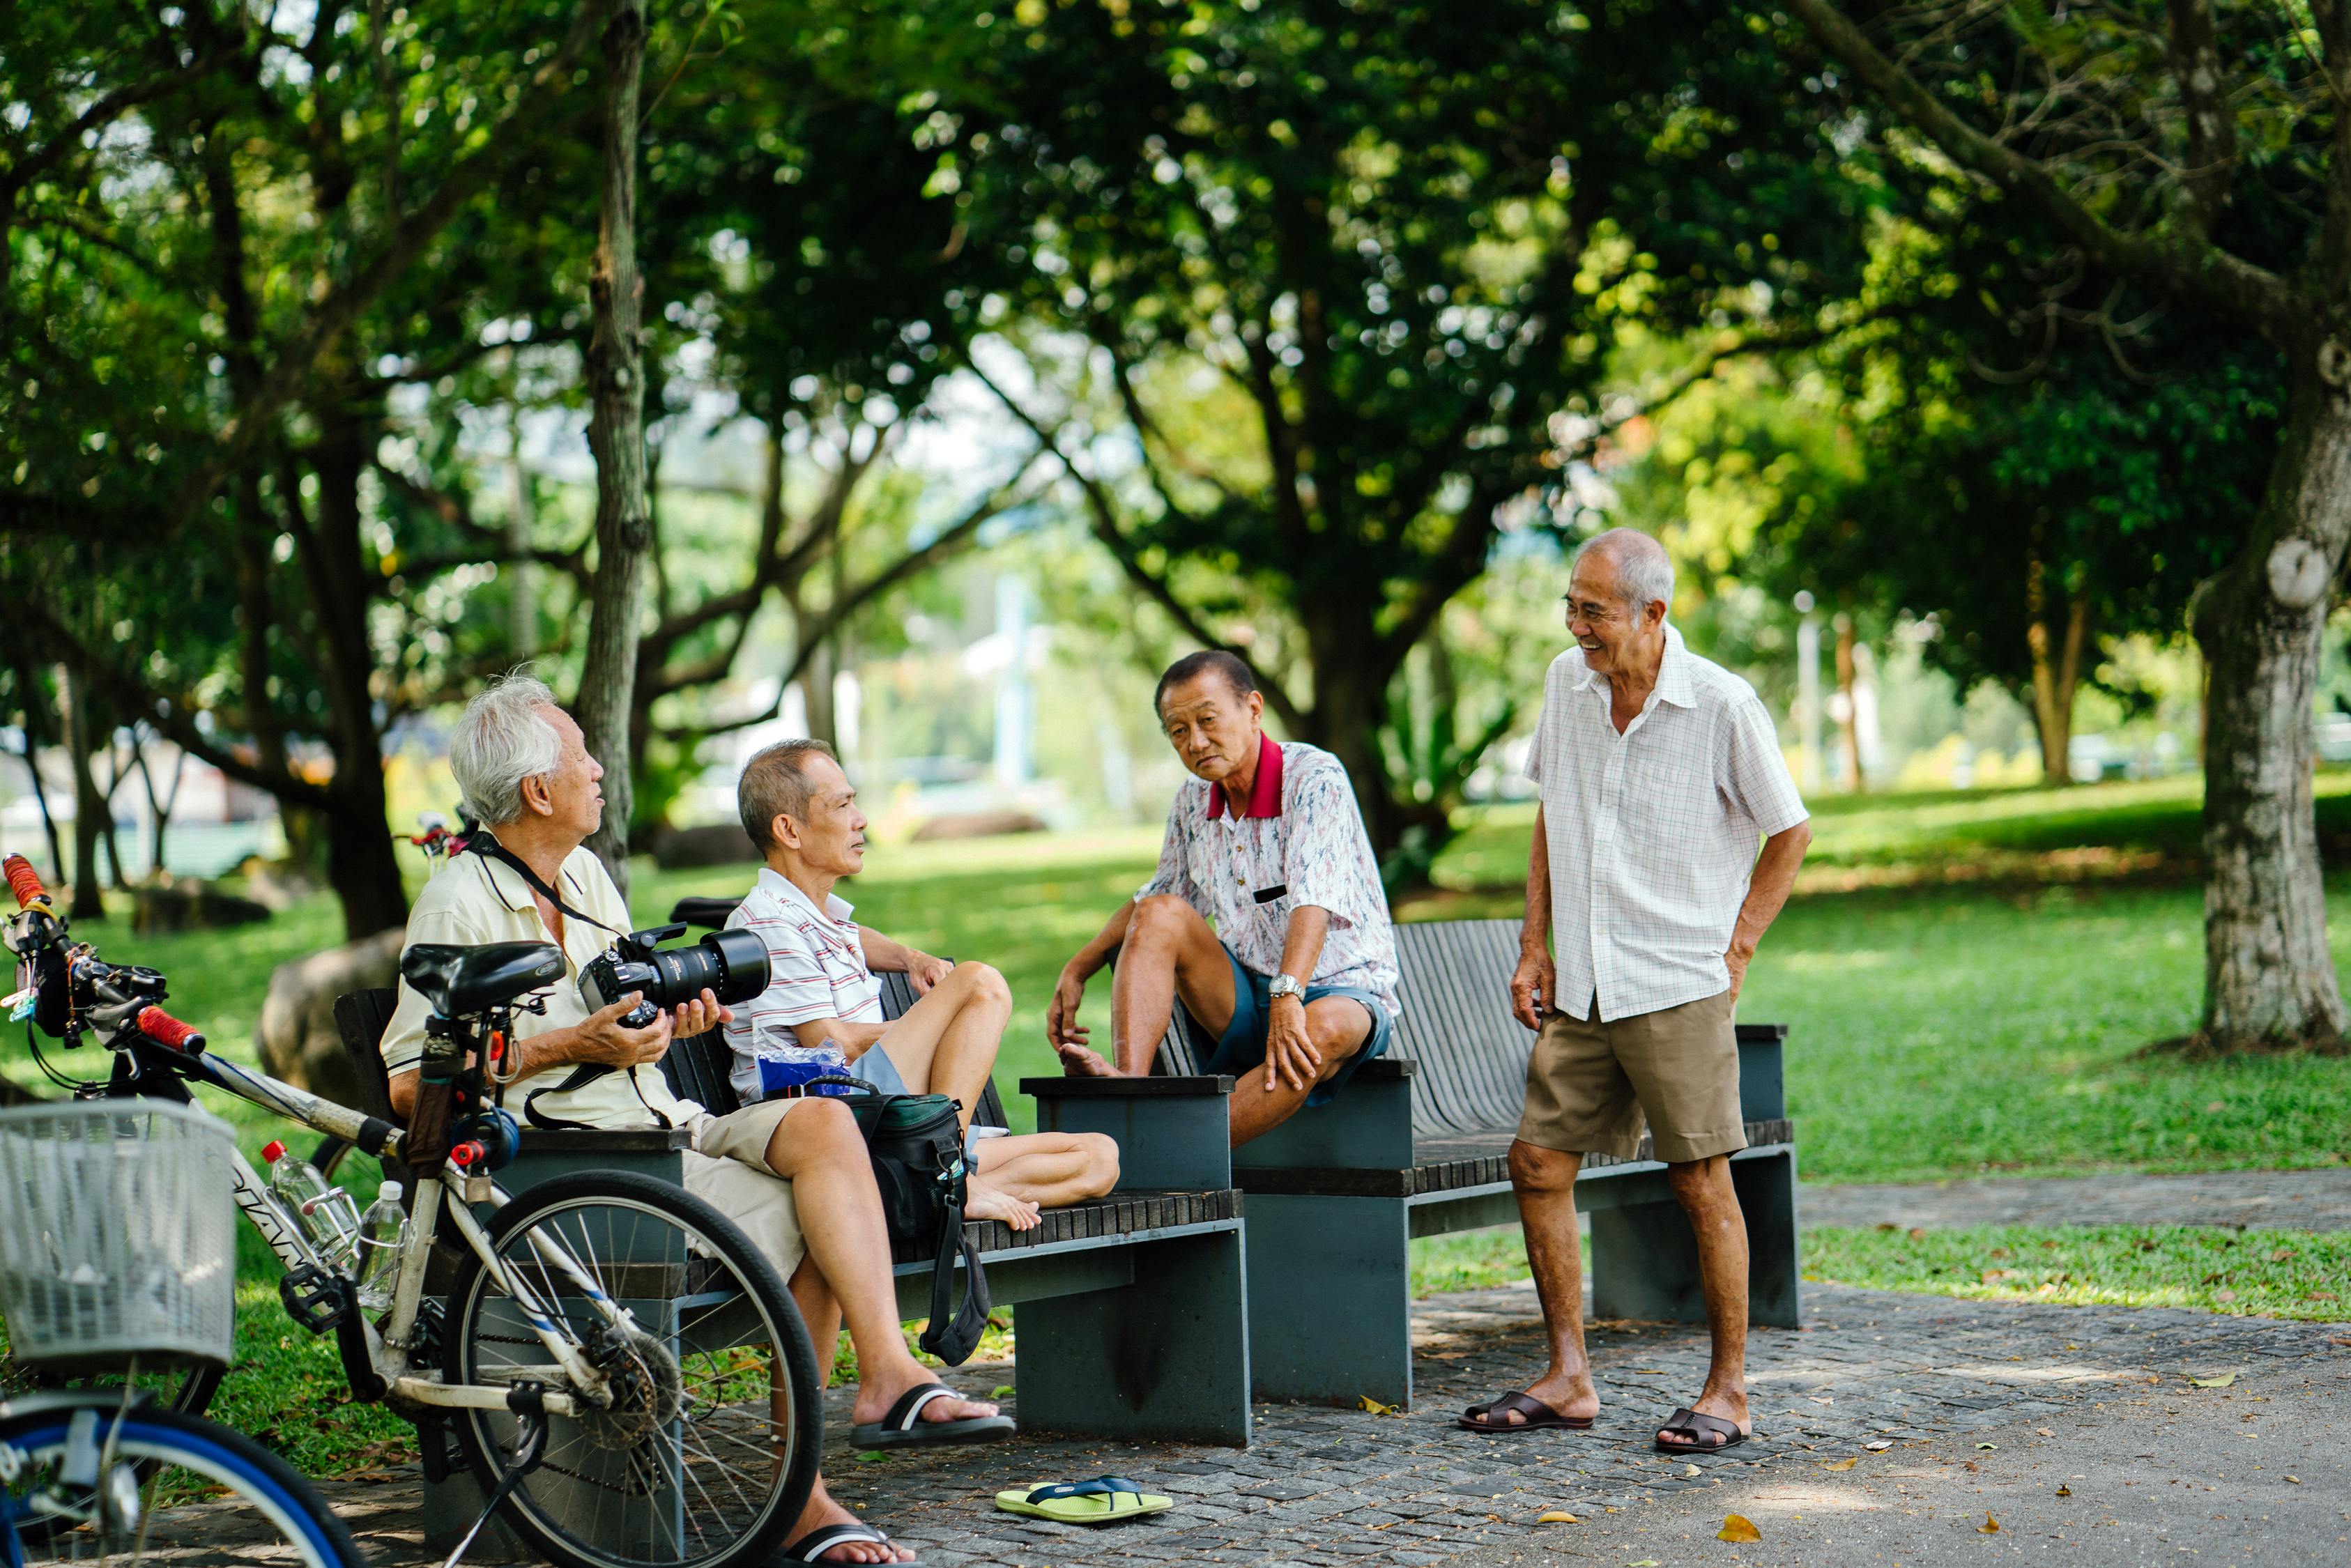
[0,1095,366,1567]
[0,854,822,1568]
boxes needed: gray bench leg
[1015,1225,1253,1446]
[1589,1148,1802,1329]
[1243,1193,1413,1410]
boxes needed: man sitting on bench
[723,739,1120,1232]
[381,675,1006,1566]
[1048,650,1401,1146]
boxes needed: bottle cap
[262,1140,286,1163]
[380,1181,403,1201]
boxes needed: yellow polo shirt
[379,846,705,1128]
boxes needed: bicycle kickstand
[438,1384,551,1568]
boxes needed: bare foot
[1055,1040,1124,1077]
[965,1176,1041,1231]
[788,1479,913,1564]
[851,1365,1000,1431]
[1656,1384,1749,1450]
[1462,1369,1600,1429]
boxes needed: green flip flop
[993,1475,1173,1524]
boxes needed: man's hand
[573,994,675,1068]
[1045,964,1089,1050]
[670,987,732,1039]
[1509,948,1555,1031]
[1263,994,1322,1093]
[904,951,954,994]
[1724,946,1754,1002]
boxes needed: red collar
[1207,734,1284,820]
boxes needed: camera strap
[461,834,673,1134]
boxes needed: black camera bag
[799,1075,990,1366]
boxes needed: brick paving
[332,1277,2343,1566]
[1801,1166,2351,1233]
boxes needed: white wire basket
[0,1098,236,1370]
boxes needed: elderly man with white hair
[1458,530,1810,1457]
[379,673,1005,1566]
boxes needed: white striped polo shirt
[721,867,883,1102]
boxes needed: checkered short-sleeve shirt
[1526,623,1808,1022]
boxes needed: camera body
[579,923,772,1029]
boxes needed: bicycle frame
[132,1040,618,1420]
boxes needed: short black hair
[1154,650,1259,716]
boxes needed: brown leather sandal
[1654,1406,1747,1453]
[1457,1390,1594,1433]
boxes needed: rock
[131,879,272,935]
[256,928,404,1104]
[650,823,758,869]
[236,858,321,913]
[909,810,1048,842]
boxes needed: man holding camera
[380,675,1004,1565]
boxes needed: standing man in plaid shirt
[1460,530,1810,1455]
[1048,650,1401,1147]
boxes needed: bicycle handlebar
[135,1005,206,1056]
[5,853,50,910]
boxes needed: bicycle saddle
[668,895,742,930]
[402,941,566,1017]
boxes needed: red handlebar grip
[5,854,49,909]
[136,1006,206,1054]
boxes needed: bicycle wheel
[0,1401,365,1566]
[442,1170,820,1568]
[0,1358,221,1424]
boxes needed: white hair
[450,672,562,828]
[1573,528,1676,613]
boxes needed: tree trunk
[2025,557,2090,786]
[56,661,106,921]
[507,429,537,659]
[134,738,186,879]
[2188,378,2351,1054]
[575,0,650,896]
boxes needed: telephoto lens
[579,925,772,1029]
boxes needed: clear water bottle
[353,1181,408,1312]
[261,1139,362,1268]
[752,1024,852,1098]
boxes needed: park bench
[1030,916,1800,1411]
[336,914,1251,1491]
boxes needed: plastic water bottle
[353,1181,408,1312]
[261,1139,362,1268]
[753,1024,852,1098]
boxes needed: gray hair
[1572,528,1676,614]
[450,672,563,828]
[738,740,838,853]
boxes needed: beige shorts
[679,1099,815,1285]
[1517,989,1746,1164]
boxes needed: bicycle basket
[0,1098,236,1370]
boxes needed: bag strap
[917,1199,991,1365]
[464,833,629,943]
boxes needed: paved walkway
[1801,1166,2351,1233]
[332,1279,2348,1567]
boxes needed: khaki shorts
[1517,990,1746,1164]
[680,1100,814,1284]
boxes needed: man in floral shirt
[1049,651,1400,1146]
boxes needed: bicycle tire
[0,1401,365,1566]
[441,1169,820,1568]
[0,1359,223,1425]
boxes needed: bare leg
[970,1132,1120,1208]
[1066,894,1234,1075]
[779,1264,905,1562]
[868,962,1011,1132]
[1462,1139,1600,1429]
[1226,997,1370,1147]
[783,1477,912,1565]
[1657,1155,1750,1448]
[757,1098,999,1431]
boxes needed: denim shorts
[1198,945,1393,1107]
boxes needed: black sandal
[1654,1406,1747,1454]
[1457,1390,1594,1433]
[848,1383,1015,1450]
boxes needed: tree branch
[1782,0,2298,343]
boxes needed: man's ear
[1246,689,1265,726]
[519,774,556,819]
[771,813,799,851]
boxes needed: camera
[579,923,771,1029]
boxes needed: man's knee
[1129,894,1197,941]
[1305,1003,1370,1062]
[1075,1131,1120,1192]
[952,960,1011,1010]
[1508,1137,1580,1193]
[774,1096,861,1161]
[1665,1155,1730,1207]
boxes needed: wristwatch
[1267,973,1305,1004]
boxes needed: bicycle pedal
[277,1261,353,1334]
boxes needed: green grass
[1803,1222,2351,1321]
